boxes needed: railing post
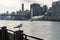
[14,32,15,40]
[1,26,9,40]
[0,30,2,40]
[15,30,23,40]
[25,35,27,40]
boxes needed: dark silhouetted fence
[0,26,44,40]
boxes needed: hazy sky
[0,0,59,13]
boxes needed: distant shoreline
[0,20,60,22]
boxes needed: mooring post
[15,30,23,40]
[1,26,8,40]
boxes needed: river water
[0,20,60,40]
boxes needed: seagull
[14,24,23,30]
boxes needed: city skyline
[0,0,58,13]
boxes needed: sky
[0,0,59,13]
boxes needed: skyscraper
[43,5,48,13]
[30,3,40,16]
[21,4,24,13]
[52,1,60,20]
[6,11,9,15]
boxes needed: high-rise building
[43,5,48,13]
[21,4,24,13]
[6,11,9,15]
[52,1,60,20]
[30,3,40,16]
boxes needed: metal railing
[0,26,44,40]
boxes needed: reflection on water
[0,20,60,40]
